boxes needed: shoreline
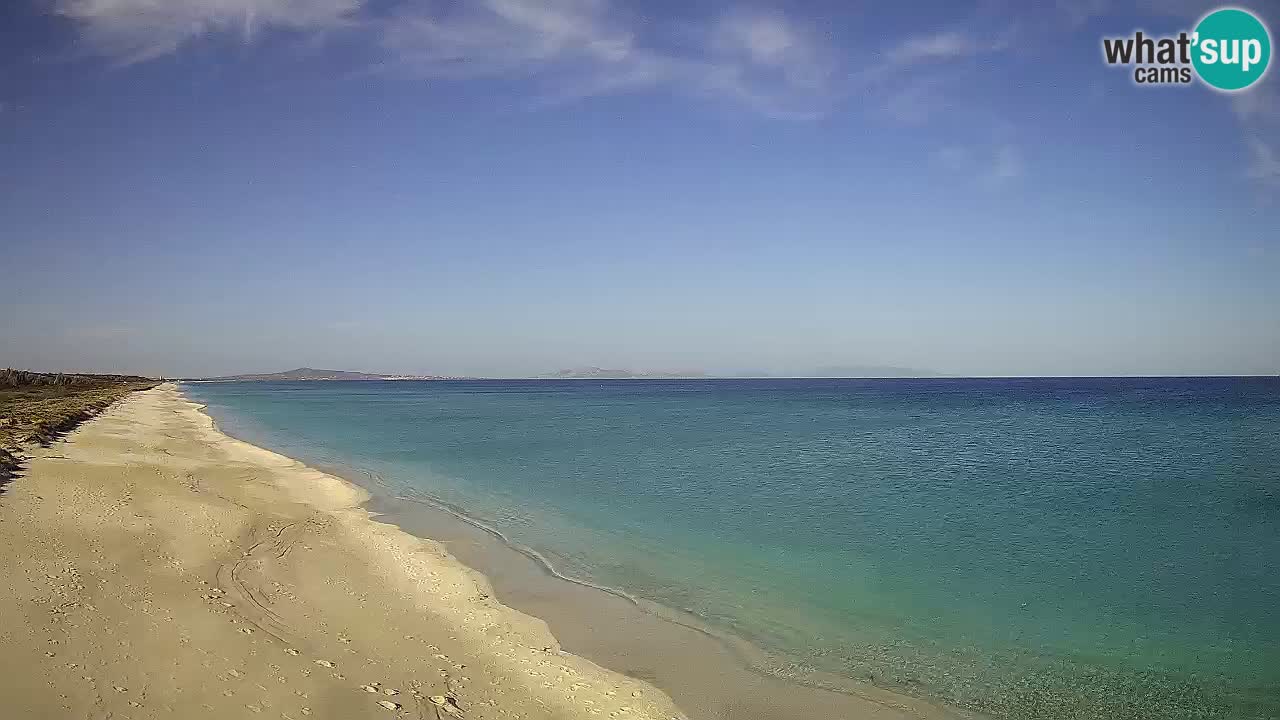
[0,384,690,719]
[185,385,976,720]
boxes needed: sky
[2,0,1279,378]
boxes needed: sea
[182,377,1280,720]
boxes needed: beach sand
[0,384,972,720]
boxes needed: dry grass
[1,370,158,482]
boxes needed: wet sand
[372,495,979,720]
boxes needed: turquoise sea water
[183,378,1280,719]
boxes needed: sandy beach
[0,384,687,719]
[0,384,971,720]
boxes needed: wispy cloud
[856,23,1013,125]
[1232,82,1280,126]
[690,8,837,115]
[871,24,1018,79]
[1227,73,1280,194]
[52,0,365,64]
[1246,138,1280,188]
[885,30,983,67]
[706,8,832,92]
[379,0,638,79]
[50,0,836,115]
[379,2,836,115]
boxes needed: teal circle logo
[1192,8,1271,91]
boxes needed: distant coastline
[186,367,465,382]
[186,365,951,382]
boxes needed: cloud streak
[1247,138,1280,188]
[379,0,636,78]
[52,0,364,64]
[380,2,837,115]
[1228,73,1280,194]
[51,0,837,115]
[855,23,1014,126]
[885,31,982,67]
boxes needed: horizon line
[179,374,1280,381]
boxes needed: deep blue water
[183,378,1280,719]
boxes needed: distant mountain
[806,365,944,378]
[539,367,707,379]
[191,368,454,381]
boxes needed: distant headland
[186,368,459,382]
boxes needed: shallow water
[184,378,1280,719]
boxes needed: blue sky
[2,0,1279,377]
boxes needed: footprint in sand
[314,660,335,668]
[428,695,463,716]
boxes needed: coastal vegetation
[0,369,156,483]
